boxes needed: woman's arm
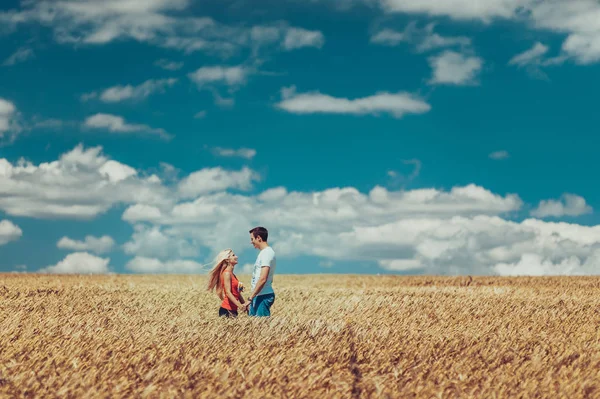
[223,271,245,309]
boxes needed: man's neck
[258,242,269,250]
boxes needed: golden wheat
[1,274,600,398]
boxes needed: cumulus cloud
[371,22,471,52]
[188,66,250,88]
[276,86,431,118]
[39,252,111,274]
[428,50,483,85]
[2,144,600,276]
[123,224,199,259]
[370,29,406,46]
[177,166,260,198]
[121,183,527,271]
[369,0,600,65]
[0,1,325,62]
[375,0,527,22]
[154,59,184,71]
[0,143,259,220]
[283,27,325,50]
[0,220,22,245]
[57,235,115,254]
[125,256,204,273]
[489,150,510,160]
[116,179,600,275]
[531,194,593,218]
[211,147,256,160]
[84,113,172,140]
[528,1,600,65]
[0,97,20,144]
[83,78,178,103]
[2,47,34,66]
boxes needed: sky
[1,0,600,276]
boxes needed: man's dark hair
[249,226,268,242]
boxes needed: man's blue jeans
[249,293,275,317]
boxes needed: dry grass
[1,274,600,398]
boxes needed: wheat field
[1,274,600,398]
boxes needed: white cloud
[283,27,325,50]
[418,32,472,53]
[122,204,164,222]
[39,252,111,274]
[489,150,510,160]
[154,59,183,71]
[0,143,259,220]
[84,113,172,140]
[5,143,600,276]
[376,0,527,21]
[0,98,16,132]
[7,0,600,66]
[0,220,22,245]
[494,253,584,276]
[371,22,471,52]
[123,224,199,259]
[57,235,115,254]
[0,97,20,144]
[509,42,550,66]
[212,147,257,160]
[527,1,600,65]
[121,183,525,268]
[194,111,207,119]
[2,0,192,45]
[531,194,593,218]
[0,3,324,60]
[428,50,483,85]
[370,29,406,46]
[125,256,204,273]
[116,179,600,275]
[2,47,34,66]
[276,86,431,118]
[178,166,260,198]
[84,78,177,103]
[369,1,600,65]
[188,66,250,88]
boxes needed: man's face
[250,233,260,249]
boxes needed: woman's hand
[239,302,249,312]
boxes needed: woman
[207,249,248,317]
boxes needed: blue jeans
[249,293,275,317]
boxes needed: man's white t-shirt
[251,246,276,296]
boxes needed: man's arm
[248,266,269,301]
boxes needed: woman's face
[228,252,238,266]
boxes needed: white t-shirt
[251,246,276,296]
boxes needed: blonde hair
[207,249,234,299]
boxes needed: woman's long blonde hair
[207,249,234,299]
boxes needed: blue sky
[1,0,600,276]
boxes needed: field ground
[1,274,600,398]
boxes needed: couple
[207,226,276,318]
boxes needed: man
[247,226,276,317]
